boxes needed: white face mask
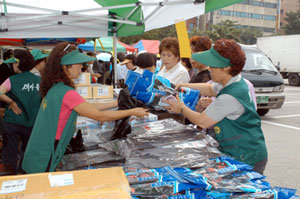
[89,63,93,67]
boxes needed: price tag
[48,173,74,187]
[97,86,109,96]
[0,179,27,194]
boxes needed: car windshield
[243,49,277,72]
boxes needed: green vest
[22,82,78,173]
[214,78,268,166]
[4,71,41,127]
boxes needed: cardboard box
[92,85,113,99]
[74,73,91,86]
[0,167,131,199]
[75,85,93,99]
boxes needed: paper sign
[48,173,74,187]
[0,179,27,194]
[76,87,88,97]
[175,21,192,58]
[97,86,109,96]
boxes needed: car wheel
[288,73,300,86]
[257,109,269,116]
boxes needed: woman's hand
[9,102,22,115]
[131,108,149,118]
[175,83,184,90]
[199,97,212,108]
[163,95,185,114]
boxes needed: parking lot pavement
[260,84,300,193]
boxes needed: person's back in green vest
[4,71,41,127]
[0,49,41,174]
[23,83,77,173]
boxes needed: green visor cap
[60,49,96,65]
[3,57,18,64]
[191,47,232,68]
[31,49,48,61]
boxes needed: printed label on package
[97,86,109,96]
[0,179,27,194]
[48,173,74,187]
[76,87,88,97]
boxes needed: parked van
[240,44,285,116]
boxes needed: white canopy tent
[0,0,205,38]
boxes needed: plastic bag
[65,130,84,154]
[60,147,124,171]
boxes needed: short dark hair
[151,53,157,66]
[124,54,136,65]
[87,51,96,57]
[117,52,125,62]
[3,49,13,60]
[136,53,155,69]
[159,37,180,58]
[14,49,35,72]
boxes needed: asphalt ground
[260,82,300,194]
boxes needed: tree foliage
[239,27,263,44]
[206,20,241,42]
[119,20,263,45]
[189,20,262,45]
[119,25,177,45]
[283,10,300,34]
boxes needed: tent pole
[97,38,105,51]
[3,0,7,14]
[113,34,117,88]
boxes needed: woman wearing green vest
[165,39,268,174]
[22,42,149,174]
[0,49,42,174]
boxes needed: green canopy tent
[0,0,244,84]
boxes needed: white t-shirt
[157,61,190,84]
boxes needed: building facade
[186,0,279,35]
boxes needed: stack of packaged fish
[125,156,298,199]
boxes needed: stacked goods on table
[61,118,220,171]
[125,158,298,199]
[0,167,131,199]
[99,119,223,168]
[61,117,298,198]
[60,114,159,170]
[74,72,113,99]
